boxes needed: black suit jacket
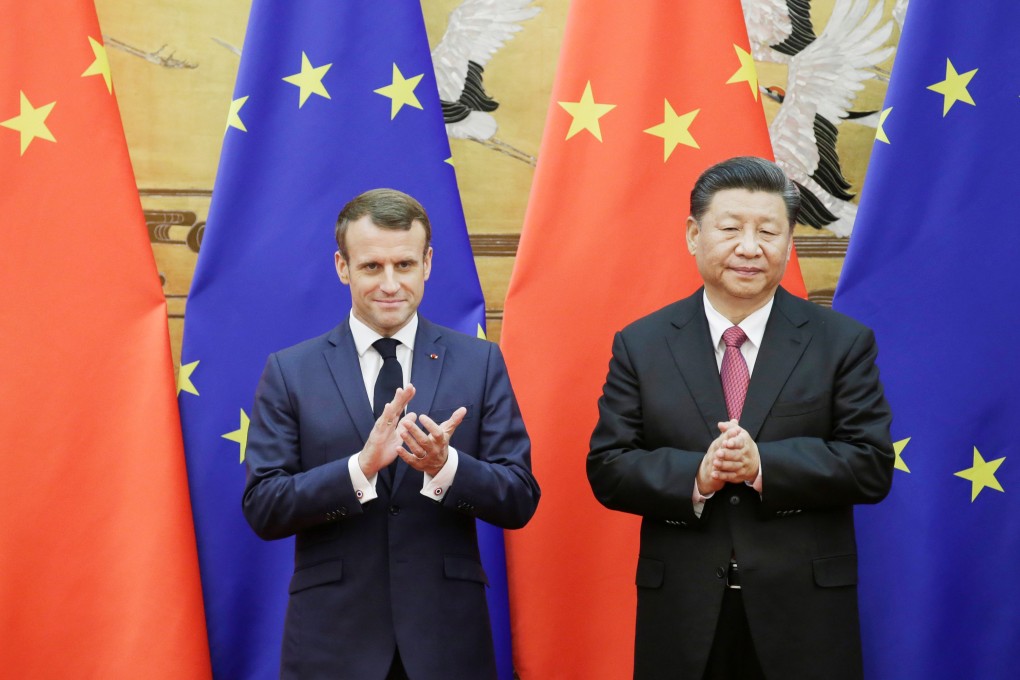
[243,317,540,680]
[587,287,894,680]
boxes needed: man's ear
[422,246,433,282]
[685,216,700,255]
[335,251,350,284]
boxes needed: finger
[419,407,465,441]
[722,425,744,440]
[721,436,740,449]
[401,418,432,449]
[712,457,736,472]
[390,384,416,411]
[417,413,446,437]
[437,407,467,433]
[396,446,427,469]
[717,419,739,433]
[376,389,409,427]
[399,428,428,458]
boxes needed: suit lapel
[740,288,811,439]
[323,321,376,447]
[666,293,729,438]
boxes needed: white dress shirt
[345,312,459,503]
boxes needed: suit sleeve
[440,343,540,529]
[756,326,895,511]
[242,353,364,540]
[587,331,706,524]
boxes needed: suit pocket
[813,554,857,587]
[289,560,343,594]
[770,391,830,417]
[444,555,488,585]
[635,556,664,589]
[430,404,475,423]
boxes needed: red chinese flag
[502,2,805,677]
[0,3,211,677]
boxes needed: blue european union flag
[178,2,513,678]
[833,2,1020,678]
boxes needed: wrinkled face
[686,188,793,319]
[335,215,432,337]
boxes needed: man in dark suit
[587,157,894,680]
[243,188,540,680]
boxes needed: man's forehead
[347,234,426,263]
[707,189,787,218]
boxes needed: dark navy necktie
[372,337,402,420]
[372,337,402,486]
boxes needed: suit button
[716,567,726,579]
[729,496,740,505]
[339,507,348,517]
[389,505,400,516]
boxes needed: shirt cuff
[421,446,458,502]
[348,453,378,504]
[693,480,715,519]
[745,462,763,495]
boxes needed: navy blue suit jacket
[243,316,540,680]
[588,288,894,680]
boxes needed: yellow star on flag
[558,81,615,142]
[223,409,251,463]
[177,360,200,396]
[954,447,1005,502]
[282,52,332,108]
[476,324,486,340]
[1,91,56,155]
[374,64,424,119]
[81,36,112,93]
[927,59,977,116]
[644,100,700,161]
[893,436,910,472]
[227,95,249,133]
[726,44,759,100]
[876,107,892,144]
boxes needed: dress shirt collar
[702,291,773,353]
[349,312,418,357]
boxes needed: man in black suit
[243,189,540,679]
[587,156,894,680]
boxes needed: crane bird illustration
[743,0,894,236]
[431,0,540,165]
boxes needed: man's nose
[380,267,400,292]
[735,228,761,255]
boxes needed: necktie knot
[722,326,748,350]
[373,337,400,360]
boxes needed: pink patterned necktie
[721,326,750,420]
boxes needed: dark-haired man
[243,188,540,680]
[587,157,894,679]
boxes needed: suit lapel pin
[429,353,438,360]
